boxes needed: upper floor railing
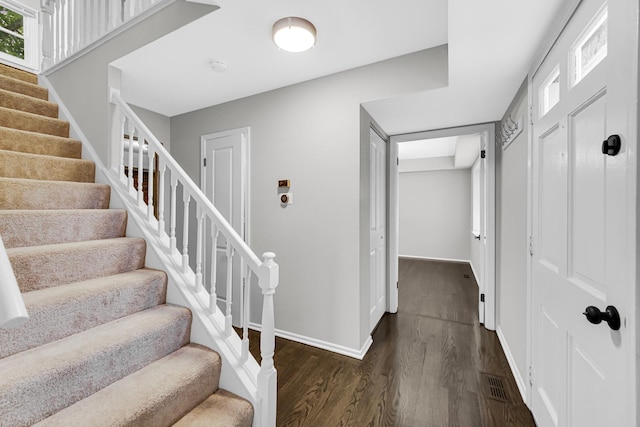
[41,0,163,70]
[108,88,278,427]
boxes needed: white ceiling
[398,133,480,171]
[113,0,562,135]
[398,137,458,160]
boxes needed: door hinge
[480,293,485,302]
[529,104,534,125]
[397,157,399,166]
[396,281,399,289]
[203,157,207,167]
[529,235,534,256]
[480,150,486,159]
[529,365,533,386]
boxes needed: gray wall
[170,46,448,353]
[46,1,217,166]
[398,169,471,261]
[130,104,171,150]
[496,79,528,383]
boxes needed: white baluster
[241,268,252,362]
[225,243,234,336]
[258,252,279,427]
[147,146,155,221]
[170,175,177,252]
[127,122,135,194]
[117,112,126,180]
[53,0,60,63]
[72,0,81,53]
[182,191,190,272]
[137,131,144,207]
[60,0,67,60]
[195,207,204,289]
[157,160,166,237]
[209,226,219,314]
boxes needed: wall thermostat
[280,193,293,205]
[278,179,291,188]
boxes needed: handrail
[108,88,278,426]
[109,92,262,272]
[0,235,29,329]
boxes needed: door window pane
[571,7,607,87]
[540,66,560,117]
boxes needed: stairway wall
[44,0,217,166]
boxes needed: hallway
[260,258,534,426]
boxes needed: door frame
[389,123,496,329]
[200,127,251,323]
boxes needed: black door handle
[583,305,621,330]
[602,135,621,156]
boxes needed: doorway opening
[389,123,496,329]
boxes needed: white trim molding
[496,326,528,404]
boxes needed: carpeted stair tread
[8,237,146,292]
[0,177,110,209]
[0,209,127,248]
[0,64,37,84]
[0,106,69,137]
[34,344,220,427]
[0,305,192,426]
[0,268,168,359]
[0,73,48,100]
[0,87,58,118]
[0,126,82,158]
[0,149,95,182]
[173,389,254,427]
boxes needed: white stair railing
[108,89,278,427]
[40,0,162,70]
[0,235,29,329]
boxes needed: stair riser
[0,127,82,159]
[0,178,110,210]
[8,238,146,293]
[0,89,58,118]
[0,210,127,248]
[0,306,192,426]
[0,151,95,183]
[34,344,221,427]
[0,107,69,137]
[0,270,167,359]
[0,74,48,100]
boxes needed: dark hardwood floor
[249,258,535,426]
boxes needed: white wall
[495,80,528,393]
[170,46,448,355]
[399,169,471,261]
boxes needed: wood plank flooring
[248,258,535,426]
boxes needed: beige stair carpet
[0,63,254,427]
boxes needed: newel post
[258,252,278,427]
[40,0,55,70]
[107,66,122,173]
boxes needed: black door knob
[602,134,621,156]
[583,305,621,331]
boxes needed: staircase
[0,64,253,426]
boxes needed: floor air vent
[480,373,509,403]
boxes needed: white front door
[201,128,248,326]
[531,0,636,425]
[370,128,386,331]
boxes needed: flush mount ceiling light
[272,17,316,53]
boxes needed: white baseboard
[250,322,373,360]
[496,326,528,403]
[469,262,480,287]
[398,255,470,264]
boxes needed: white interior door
[201,128,248,327]
[531,0,636,425]
[370,128,386,332]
